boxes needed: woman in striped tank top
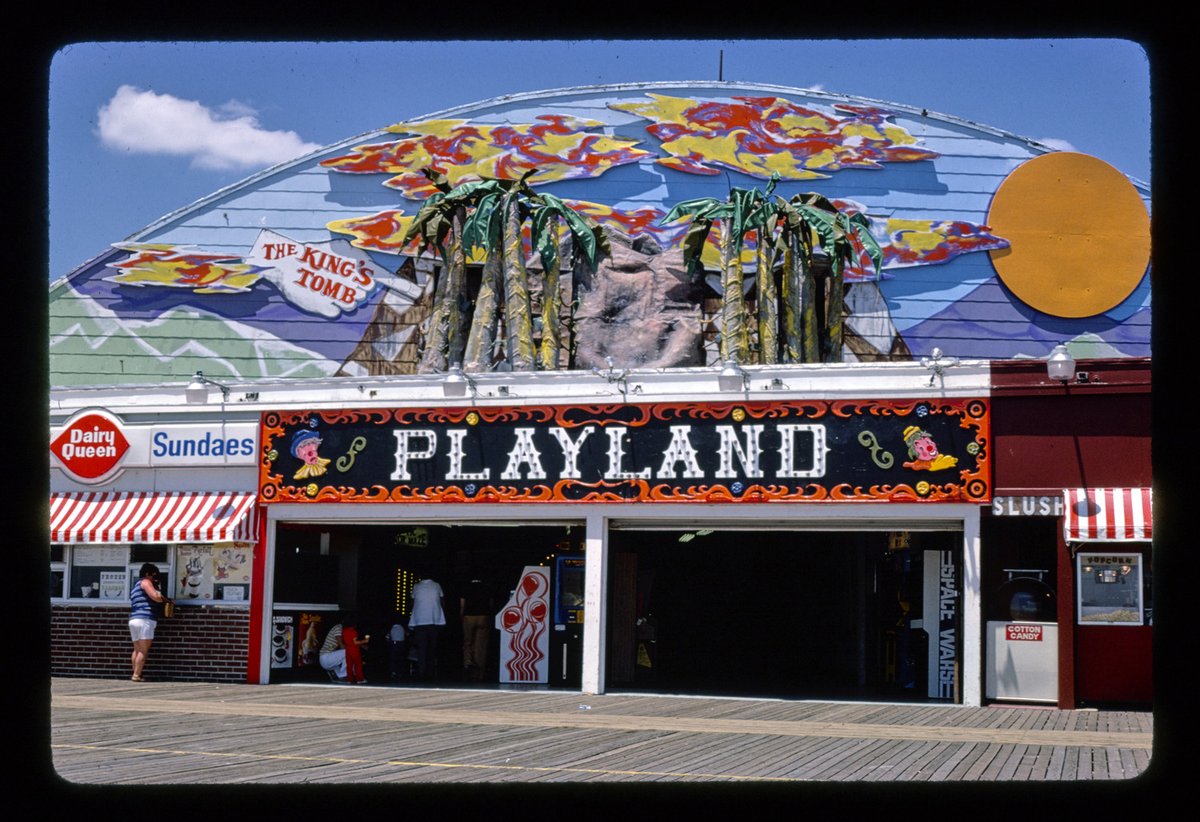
[129,563,171,682]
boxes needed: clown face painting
[291,428,331,480]
[902,426,958,472]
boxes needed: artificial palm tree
[662,191,750,363]
[415,169,607,373]
[663,180,790,364]
[401,169,491,372]
[664,182,883,366]
[743,176,782,363]
[774,193,883,363]
[528,192,609,370]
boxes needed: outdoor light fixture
[592,355,629,384]
[1046,344,1076,382]
[718,360,748,391]
[920,348,958,387]
[442,363,476,398]
[592,355,631,397]
[185,371,230,404]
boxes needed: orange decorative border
[259,399,990,504]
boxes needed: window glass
[54,543,252,603]
[1144,550,1153,625]
[1077,552,1144,625]
[70,545,127,600]
[131,544,170,563]
[50,568,66,598]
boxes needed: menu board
[176,544,252,601]
[99,571,126,600]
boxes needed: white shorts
[129,618,156,642]
[320,649,347,678]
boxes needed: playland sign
[259,399,991,504]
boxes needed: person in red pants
[341,618,370,684]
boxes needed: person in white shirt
[409,577,446,679]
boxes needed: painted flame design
[106,243,265,293]
[325,210,419,255]
[320,115,651,198]
[881,219,1009,267]
[609,93,939,180]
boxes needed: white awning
[1062,488,1152,542]
[50,491,257,544]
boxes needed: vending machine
[985,568,1058,703]
[550,556,585,686]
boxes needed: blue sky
[46,38,1152,280]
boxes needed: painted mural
[49,83,1151,387]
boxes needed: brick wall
[51,604,251,683]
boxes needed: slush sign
[50,409,131,484]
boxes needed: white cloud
[1036,137,1078,153]
[97,85,323,171]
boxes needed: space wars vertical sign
[930,549,960,701]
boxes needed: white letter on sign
[391,430,437,480]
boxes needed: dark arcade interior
[271,522,960,702]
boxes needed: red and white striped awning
[50,492,257,544]
[1062,488,1152,542]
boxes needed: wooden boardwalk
[48,677,1156,786]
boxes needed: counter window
[1076,552,1146,625]
[50,545,66,599]
[50,543,253,604]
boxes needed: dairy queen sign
[50,409,131,484]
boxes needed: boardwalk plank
[50,678,1152,784]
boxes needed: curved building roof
[49,81,1151,387]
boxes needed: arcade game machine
[550,553,585,687]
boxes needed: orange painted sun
[987,152,1149,318]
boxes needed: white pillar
[961,507,982,706]
[580,511,608,695]
[258,511,277,685]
